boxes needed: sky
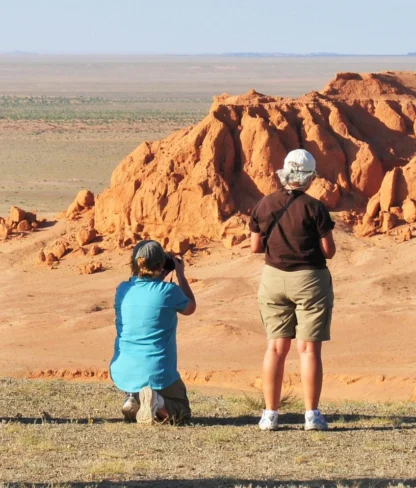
[1,0,415,56]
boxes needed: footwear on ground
[258,409,279,431]
[136,386,164,424]
[121,393,139,421]
[304,410,328,431]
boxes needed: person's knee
[267,338,291,357]
[297,340,322,357]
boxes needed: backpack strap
[262,191,302,248]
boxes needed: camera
[164,254,182,273]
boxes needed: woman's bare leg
[263,338,292,410]
[297,340,323,411]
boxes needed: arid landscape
[1,55,416,486]
[2,55,416,215]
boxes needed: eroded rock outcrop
[76,228,97,247]
[0,206,44,241]
[66,190,95,220]
[37,240,69,266]
[358,157,416,237]
[69,71,416,245]
[79,262,103,275]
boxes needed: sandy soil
[0,216,415,402]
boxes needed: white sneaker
[136,386,164,424]
[121,393,139,421]
[258,410,278,431]
[305,410,328,431]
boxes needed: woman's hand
[174,257,185,276]
[174,257,196,315]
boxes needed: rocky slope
[66,71,416,247]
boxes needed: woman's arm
[319,231,336,259]
[251,232,264,253]
[175,258,196,316]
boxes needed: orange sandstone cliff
[67,71,416,247]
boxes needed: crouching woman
[110,240,196,424]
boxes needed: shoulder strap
[263,191,302,248]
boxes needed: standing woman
[250,149,336,431]
[110,240,196,424]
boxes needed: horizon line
[1,50,415,57]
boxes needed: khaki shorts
[258,265,334,342]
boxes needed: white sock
[263,409,278,416]
[305,409,320,417]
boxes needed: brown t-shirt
[250,189,335,271]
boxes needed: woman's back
[250,189,334,271]
[111,277,188,392]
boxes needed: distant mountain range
[3,50,38,56]
[2,51,416,57]
[220,52,416,57]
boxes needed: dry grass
[0,379,415,487]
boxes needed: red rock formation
[380,168,400,211]
[360,157,416,234]
[397,156,416,202]
[366,193,381,218]
[307,177,341,210]
[66,189,95,220]
[0,206,43,241]
[79,262,103,275]
[10,206,26,223]
[76,228,97,247]
[16,220,31,232]
[0,223,10,240]
[67,72,416,245]
[403,198,416,223]
[89,244,102,256]
[50,242,67,260]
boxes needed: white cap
[283,149,316,172]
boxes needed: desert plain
[1,55,416,486]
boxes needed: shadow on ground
[1,413,415,432]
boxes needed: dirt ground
[0,214,415,402]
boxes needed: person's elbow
[250,232,264,253]
[320,232,336,259]
[323,244,336,259]
[251,243,264,253]
[179,299,196,316]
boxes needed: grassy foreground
[0,379,415,488]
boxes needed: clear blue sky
[1,0,415,55]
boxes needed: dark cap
[132,240,166,268]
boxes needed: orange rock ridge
[65,71,416,246]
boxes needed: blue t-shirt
[109,276,189,392]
